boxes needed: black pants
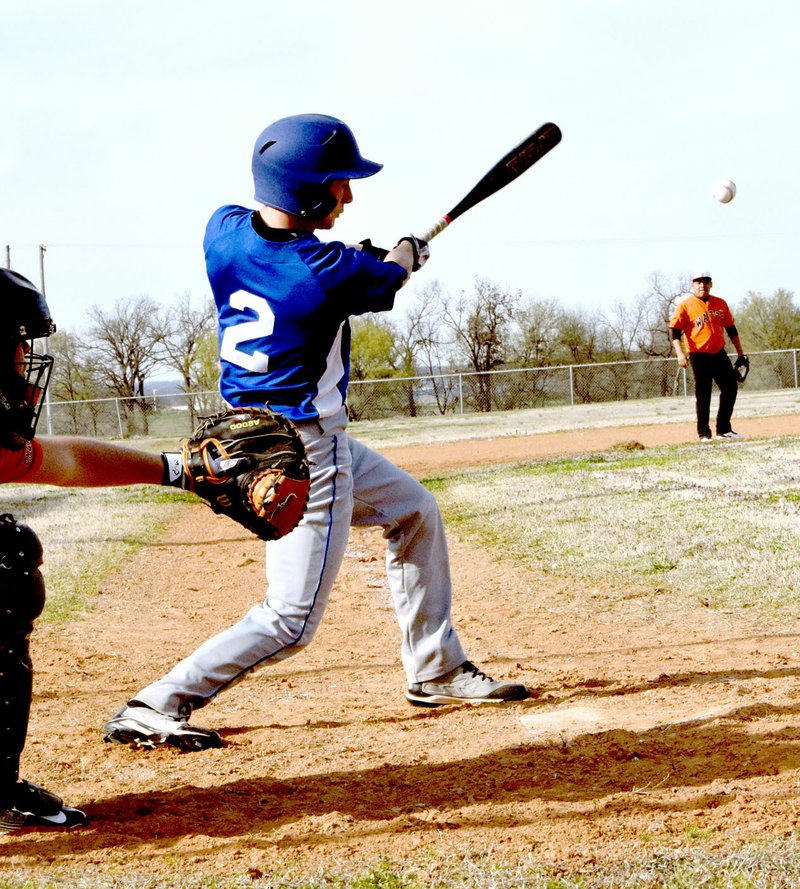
[0,514,45,806]
[688,349,738,437]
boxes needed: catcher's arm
[161,408,310,541]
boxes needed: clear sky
[2,0,798,333]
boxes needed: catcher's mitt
[181,408,310,541]
[734,354,750,385]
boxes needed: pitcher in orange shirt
[670,271,748,442]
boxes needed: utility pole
[4,245,10,269]
[39,244,46,294]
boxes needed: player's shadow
[12,698,800,858]
[548,662,800,703]
[134,533,258,546]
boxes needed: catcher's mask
[251,113,382,220]
[0,269,56,448]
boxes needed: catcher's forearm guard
[180,408,311,541]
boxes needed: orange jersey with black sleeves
[669,294,735,354]
[0,439,43,483]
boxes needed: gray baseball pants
[135,409,466,718]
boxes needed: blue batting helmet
[251,114,382,219]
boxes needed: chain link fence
[42,349,800,439]
[42,389,227,441]
[348,349,799,421]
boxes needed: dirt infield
[5,414,800,878]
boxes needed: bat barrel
[417,122,561,245]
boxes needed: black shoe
[0,780,87,834]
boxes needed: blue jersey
[204,205,407,422]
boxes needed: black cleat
[0,780,87,834]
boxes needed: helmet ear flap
[295,183,338,220]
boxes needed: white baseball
[711,178,736,204]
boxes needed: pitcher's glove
[171,408,310,541]
[734,354,750,384]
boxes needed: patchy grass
[9,840,800,887]
[428,436,800,614]
[0,483,193,622]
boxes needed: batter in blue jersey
[206,203,406,421]
[103,114,529,752]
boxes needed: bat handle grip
[420,216,451,243]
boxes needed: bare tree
[735,288,800,351]
[598,298,646,362]
[635,271,690,358]
[442,277,519,411]
[47,329,106,434]
[512,297,564,367]
[556,306,599,364]
[161,291,218,426]
[555,307,603,403]
[396,281,455,415]
[86,295,166,436]
[190,328,224,416]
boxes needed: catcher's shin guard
[0,514,46,802]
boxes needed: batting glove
[396,235,430,271]
[358,238,389,261]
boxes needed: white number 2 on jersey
[219,291,275,373]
